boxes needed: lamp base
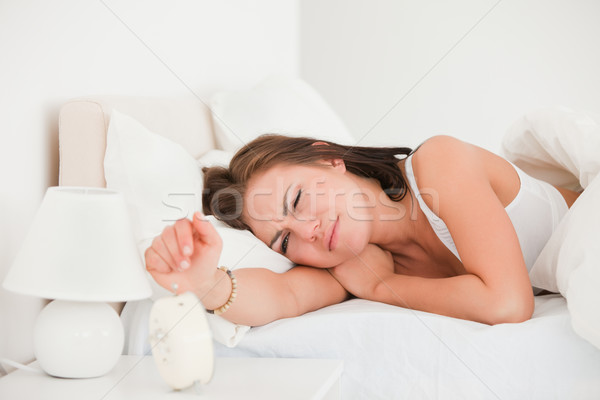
[34,300,124,378]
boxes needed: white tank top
[404,154,568,272]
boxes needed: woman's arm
[331,136,534,325]
[145,212,349,327]
[220,267,349,326]
[400,136,534,323]
[329,245,523,324]
[373,274,532,325]
[333,247,533,324]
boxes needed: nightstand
[0,355,343,399]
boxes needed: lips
[326,217,339,251]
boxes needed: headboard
[58,96,217,188]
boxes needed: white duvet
[502,106,600,350]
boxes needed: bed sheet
[212,295,600,399]
[122,292,600,399]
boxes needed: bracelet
[206,267,237,315]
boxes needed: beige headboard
[58,96,217,188]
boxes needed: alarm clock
[148,291,214,390]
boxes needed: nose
[289,217,321,242]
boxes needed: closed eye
[281,232,290,254]
[293,189,302,210]
[281,188,301,254]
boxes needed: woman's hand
[145,212,223,297]
[145,212,350,326]
[328,244,395,300]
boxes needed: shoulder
[412,135,476,166]
[411,135,485,185]
[410,135,495,220]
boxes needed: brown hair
[202,134,413,230]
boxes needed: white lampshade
[3,186,151,301]
[3,186,152,378]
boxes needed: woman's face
[243,160,374,268]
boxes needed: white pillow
[104,110,294,348]
[104,110,203,247]
[503,106,600,349]
[210,74,356,152]
[195,149,232,168]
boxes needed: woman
[145,135,580,327]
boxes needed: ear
[317,158,346,173]
[330,158,346,173]
[311,141,346,172]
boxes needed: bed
[58,80,600,399]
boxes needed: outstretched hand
[145,212,223,295]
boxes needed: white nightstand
[0,356,343,400]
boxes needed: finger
[174,218,194,258]
[151,233,177,272]
[161,225,189,271]
[192,212,222,248]
[144,247,171,274]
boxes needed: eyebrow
[269,183,292,249]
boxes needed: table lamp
[3,186,152,378]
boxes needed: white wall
[0,0,299,374]
[301,0,600,153]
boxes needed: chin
[310,243,368,269]
[340,233,369,259]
